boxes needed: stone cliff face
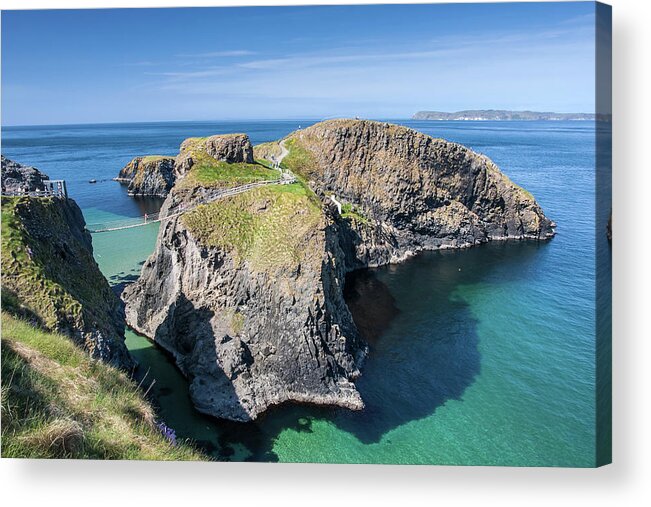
[2,156,48,194]
[123,121,555,421]
[117,156,176,196]
[284,119,555,266]
[123,184,365,421]
[175,133,254,176]
[1,161,134,369]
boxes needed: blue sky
[1,2,596,125]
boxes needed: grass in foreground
[1,312,206,460]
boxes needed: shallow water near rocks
[2,119,608,465]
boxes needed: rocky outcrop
[1,160,134,369]
[116,156,176,196]
[285,119,555,266]
[1,156,48,194]
[252,141,283,162]
[123,120,555,421]
[175,134,254,176]
[123,186,365,421]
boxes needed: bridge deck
[87,176,296,233]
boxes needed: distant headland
[413,110,597,121]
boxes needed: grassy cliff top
[177,160,279,190]
[179,133,250,157]
[180,132,247,147]
[181,183,323,271]
[282,119,540,208]
[279,137,319,182]
[297,118,444,141]
[140,155,174,164]
[176,135,277,190]
[1,312,205,460]
[279,122,419,185]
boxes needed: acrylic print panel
[0,1,611,466]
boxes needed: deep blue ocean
[1,119,609,466]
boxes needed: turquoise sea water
[1,120,608,466]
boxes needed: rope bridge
[86,176,295,233]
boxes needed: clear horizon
[2,3,596,126]
[1,111,600,129]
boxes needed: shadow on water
[110,275,140,298]
[204,239,550,460]
[343,270,400,347]
[130,195,167,216]
[129,327,246,461]
[153,293,251,423]
[84,187,166,218]
[128,293,264,461]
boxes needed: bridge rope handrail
[86,175,295,233]
[88,140,296,234]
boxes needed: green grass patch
[180,136,207,151]
[341,202,370,225]
[177,155,279,190]
[254,158,274,169]
[280,138,319,181]
[140,155,171,164]
[1,197,84,331]
[177,136,281,190]
[1,313,206,460]
[1,196,125,345]
[193,161,278,186]
[253,141,282,162]
[181,183,322,271]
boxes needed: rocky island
[122,119,555,422]
[116,156,177,196]
[413,110,596,121]
[115,133,260,196]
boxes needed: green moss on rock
[341,202,370,225]
[280,137,319,181]
[1,196,132,368]
[140,155,169,164]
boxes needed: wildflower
[156,421,177,445]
